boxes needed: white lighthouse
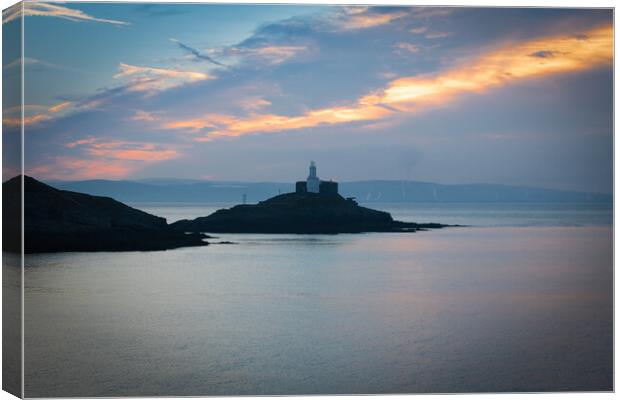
[306,161,320,193]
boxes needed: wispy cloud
[129,110,161,122]
[226,45,308,65]
[32,138,182,179]
[65,138,179,161]
[170,39,228,67]
[424,31,451,39]
[331,6,453,32]
[79,140,179,161]
[162,114,238,132]
[3,57,72,71]
[48,101,72,113]
[27,157,133,180]
[410,7,455,19]
[238,97,272,111]
[161,24,612,140]
[114,63,213,94]
[335,7,408,31]
[3,2,129,25]
[3,101,73,127]
[393,42,421,54]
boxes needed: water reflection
[24,227,612,396]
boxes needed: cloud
[424,31,451,39]
[411,7,455,19]
[3,57,71,71]
[65,138,99,148]
[3,101,73,127]
[162,114,238,132]
[3,105,48,115]
[238,97,272,111]
[162,104,393,139]
[530,50,558,58]
[48,101,72,113]
[336,7,408,31]
[410,26,428,34]
[66,138,180,162]
[129,110,161,122]
[161,24,612,140]
[28,157,134,180]
[330,6,453,32]
[31,138,183,180]
[394,42,421,54]
[114,63,213,94]
[170,39,227,67]
[2,2,129,25]
[230,45,308,65]
[370,24,612,110]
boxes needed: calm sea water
[129,201,613,227]
[22,203,613,396]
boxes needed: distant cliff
[170,191,451,234]
[3,176,208,253]
[48,178,612,203]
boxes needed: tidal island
[171,162,453,234]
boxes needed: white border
[0,1,615,400]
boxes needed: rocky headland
[3,176,208,253]
[171,191,452,234]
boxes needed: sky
[1,3,613,193]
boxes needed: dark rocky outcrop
[171,191,452,234]
[3,176,208,253]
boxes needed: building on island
[295,161,338,195]
[307,161,320,193]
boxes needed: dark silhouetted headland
[3,176,208,253]
[170,191,453,234]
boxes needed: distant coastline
[46,179,612,204]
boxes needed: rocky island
[3,176,208,253]
[171,162,452,234]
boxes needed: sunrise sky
[2,3,613,192]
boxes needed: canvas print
[2,2,614,397]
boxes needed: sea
[17,202,613,396]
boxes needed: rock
[170,191,452,234]
[3,176,208,253]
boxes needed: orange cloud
[28,157,134,180]
[162,114,238,132]
[184,105,393,140]
[369,24,612,111]
[3,101,74,127]
[68,138,180,162]
[31,138,182,180]
[87,143,178,161]
[338,7,407,30]
[162,24,612,140]
[48,101,72,113]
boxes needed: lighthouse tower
[306,161,320,193]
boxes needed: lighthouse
[307,161,320,193]
[295,161,338,195]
